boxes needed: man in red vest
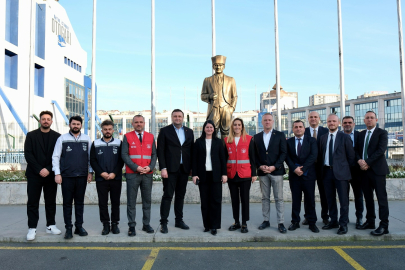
[121,115,157,236]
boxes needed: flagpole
[90,0,97,140]
[337,0,346,119]
[274,0,281,129]
[151,0,156,135]
[396,0,405,164]
[212,0,216,57]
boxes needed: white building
[0,0,94,149]
[309,93,348,106]
[357,91,389,99]
[260,84,298,112]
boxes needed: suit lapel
[168,126,181,146]
[334,132,339,152]
[289,138,298,158]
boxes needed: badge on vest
[228,147,232,154]
[82,143,87,151]
[98,149,103,155]
[147,144,151,149]
[241,148,247,154]
[131,142,136,149]
[66,146,72,152]
[113,147,118,154]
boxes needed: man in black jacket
[355,111,390,236]
[24,111,61,241]
[90,120,124,235]
[157,109,194,234]
[285,120,319,233]
[254,113,287,233]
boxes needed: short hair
[327,113,339,121]
[101,120,114,128]
[133,115,145,122]
[293,120,305,127]
[342,116,354,122]
[40,110,53,119]
[171,109,184,116]
[262,112,273,118]
[69,115,83,124]
[365,110,377,118]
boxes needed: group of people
[24,108,390,240]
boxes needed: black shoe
[302,219,309,225]
[370,226,389,236]
[241,225,248,233]
[142,225,154,234]
[258,221,270,230]
[229,223,241,231]
[323,219,330,225]
[64,228,73,239]
[101,223,110,235]
[128,227,136,237]
[355,218,363,229]
[74,227,88,236]
[288,222,300,231]
[322,222,339,230]
[160,223,168,234]
[337,225,348,235]
[211,229,217,236]
[358,221,375,230]
[278,224,287,234]
[203,228,210,232]
[309,224,320,233]
[175,221,190,230]
[111,223,120,234]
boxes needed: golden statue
[201,55,237,138]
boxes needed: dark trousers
[361,170,389,228]
[228,176,251,224]
[348,168,364,219]
[27,176,58,228]
[61,176,87,229]
[289,178,317,225]
[198,171,222,229]
[160,165,189,224]
[96,180,122,224]
[316,173,329,220]
[323,168,349,226]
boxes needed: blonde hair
[226,118,248,144]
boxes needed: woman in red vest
[225,118,257,233]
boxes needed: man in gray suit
[318,114,355,235]
[122,115,157,236]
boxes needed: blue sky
[62,0,403,112]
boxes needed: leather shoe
[355,218,363,229]
[278,224,287,234]
[322,222,339,230]
[288,222,300,231]
[203,228,210,232]
[111,223,120,234]
[211,229,217,236]
[241,225,248,233]
[142,225,154,234]
[175,221,190,230]
[229,223,241,231]
[323,219,329,225]
[128,227,136,237]
[74,227,88,236]
[370,226,389,236]
[258,221,270,230]
[302,219,309,225]
[64,228,73,239]
[309,224,320,233]
[358,221,376,230]
[160,223,168,234]
[337,225,348,235]
[101,223,110,235]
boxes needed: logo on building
[52,15,71,46]
[66,146,72,152]
[58,35,66,47]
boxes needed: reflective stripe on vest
[227,160,249,164]
[129,155,151,159]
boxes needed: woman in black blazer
[192,120,227,235]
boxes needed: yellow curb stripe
[142,248,160,270]
[333,247,365,270]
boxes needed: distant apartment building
[357,91,389,99]
[309,94,348,106]
[260,84,298,112]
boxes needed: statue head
[211,55,226,75]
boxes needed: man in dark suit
[157,109,194,234]
[355,111,390,236]
[303,111,329,225]
[254,113,287,233]
[24,111,61,241]
[342,116,364,229]
[319,114,355,235]
[285,120,319,233]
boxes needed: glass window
[34,64,44,97]
[5,0,19,46]
[385,98,402,133]
[354,102,378,130]
[4,50,18,89]
[35,4,46,59]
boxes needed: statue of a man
[201,55,237,138]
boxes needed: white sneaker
[46,225,62,235]
[27,228,36,241]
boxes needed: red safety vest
[125,131,154,174]
[224,135,252,179]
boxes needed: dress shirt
[173,125,185,164]
[263,129,272,149]
[348,132,354,147]
[295,135,304,156]
[205,139,212,171]
[310,127,319,137]
[362,126,376,159]
[324,130,338,166]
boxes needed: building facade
[260,84,298,112]
[309,93,348,106]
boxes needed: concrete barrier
[1,178,405,205]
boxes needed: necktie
[329,134,334,166]
[138,133,142,143]
[297,138,302,157]
[313,129,317,140]
[364,131,371,160]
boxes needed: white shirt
[205,139,212,171]
[295,135,304,156]
[324,130,338,166]
[310,126,319,137]
[263,129,272,149]
[235,137,240,146]
[362,126,376,159]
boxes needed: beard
[103,133,112,138]
[70,127,80,134]
[41,124,50,130]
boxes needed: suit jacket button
[266,152,268,154]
